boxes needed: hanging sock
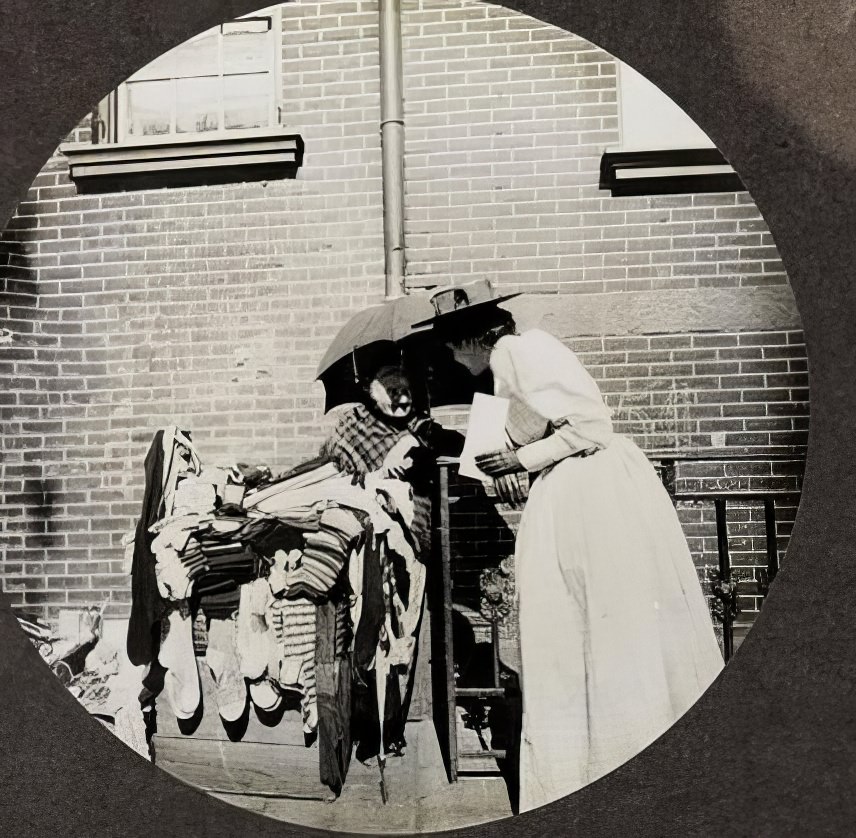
[158,604,201,720]
[249,677,282,713]
[267,595,319,733]
[206,615,248,724]
[235,579,274,681]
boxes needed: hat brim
[411,292,523,329]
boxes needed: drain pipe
[379,0,406,298]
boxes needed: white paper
[458,393,511,480]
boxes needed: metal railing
[654,455,804,662]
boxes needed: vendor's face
[446,338,491,376]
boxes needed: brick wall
[1,1,386,620]
[0,0,807,641]
[401,0,786,294]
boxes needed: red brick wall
[0,0,807,634]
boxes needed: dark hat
[411,279,521,329]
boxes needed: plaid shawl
[320,404,432,556]
[320,404,411,476]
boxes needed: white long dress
[489,329,724,813]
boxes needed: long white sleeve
[516,415,612,473]
[490,330,614,473]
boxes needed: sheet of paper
[458,393,511,480]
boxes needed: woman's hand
[494,474,527,508]
[475,448,524,477]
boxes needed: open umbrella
[315,293,435,377]
[316,292,492,413]
[316,294,432,412]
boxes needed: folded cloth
[245,519,306,558]
[199,541,248,558]
[305,529,350,556]
[195,577,242,602]
[209,518,244,534]
[285,548,345,602]
[319,506,365,542]
[173,476,217,517]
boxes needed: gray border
[0,1,850,835]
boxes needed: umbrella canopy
[316,292,436,379]
[317,333,494,413]
[316,292,497,413]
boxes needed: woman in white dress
[416,280,725,814]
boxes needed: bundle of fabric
[128,426,429,799]
[246,461,424,765]
[285,506,369,601]
[127,427,202,669]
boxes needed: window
[95,12,282,144]
[62,7,303,193]
[599,61,743,197]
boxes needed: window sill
[60,130,304,194]
[599,148,744,197]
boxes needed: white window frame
[95,6,283,147]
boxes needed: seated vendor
[318,363,463,557]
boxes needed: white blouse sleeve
[516,415,612,473]
[491,331,614,473]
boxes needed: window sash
[96,8,282,145]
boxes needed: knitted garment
[235,578,275,681]
[268,596,318,732]
[159,602,201,721]
[284,507,369,601]
[206,615,248,723]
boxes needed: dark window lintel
[600,148,744,197]
[60,130,304,194]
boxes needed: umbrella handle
[351,348,360,385]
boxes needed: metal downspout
[379,0,406,298]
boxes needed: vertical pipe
[379,0,406,298]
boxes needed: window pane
[223,73,271,130]
[176,76,220,134]
[130,28,219,82]
[126,80,173,137]
[172,31,220,79]
[131,50,176,82]
[222,28,270,75]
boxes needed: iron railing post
[714,498,734,662]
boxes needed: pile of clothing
[127,426,427,796]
